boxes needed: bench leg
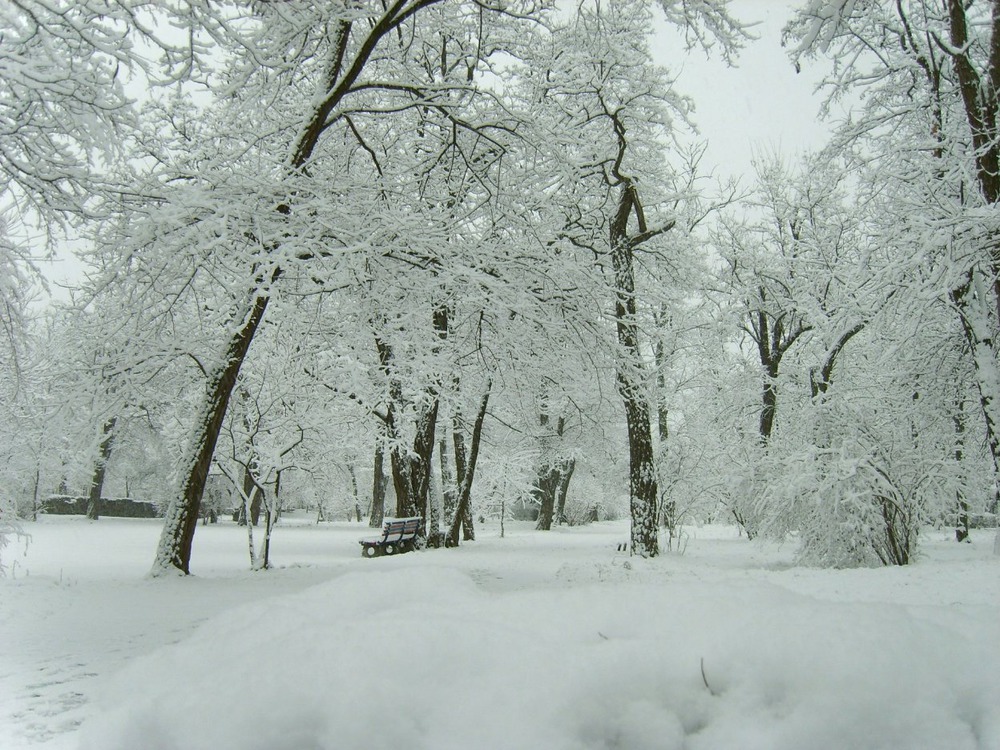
[362,544,380,558]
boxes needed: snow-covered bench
[360,517,422,557]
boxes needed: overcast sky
[654,0,835,182]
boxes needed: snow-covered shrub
[0,495,27,576]
[759,432,938,567]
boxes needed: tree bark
[151,294,269,575]
[349,465,362,522]
[952,273,1000,513]
[534,463,560,530]
[86,417,117,521]
[446,382,490,547]
[439,436,456,522]
[554,457,575,525]
[611,181,660,557]
[451,410,476,540]
[370,440,386,527]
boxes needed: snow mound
[79,566,999,750]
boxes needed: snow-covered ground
[1,514,997,749]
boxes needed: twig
[700,658,719,697]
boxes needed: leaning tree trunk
[451,411,477,541]
[446,383,490,548]
[151,294,269,575]
[86,417,117,521]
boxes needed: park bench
[360,516,422,557]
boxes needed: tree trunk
[86,417,117,521]
[759,368,778,444]
[952,273,1000,514]
[451,411,476,541]
[440,437,456,523]
[151,294,269,576]
[447,382,490,547]
[388,400,439,531]
[611,182,659,557]
[535,413,572,530]
[427,455,443,547]
[348,465,362,522]
[370,441,386,527]
[534,464,559,530]
[554,457,575,525]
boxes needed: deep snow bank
[78,564,999,750]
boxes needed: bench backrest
[381,516,422,542]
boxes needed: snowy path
[2,516,998,749]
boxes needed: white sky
[653,0,834,182]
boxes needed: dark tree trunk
[809,323,865,400]
[554,458,575,525]
[248,466,264,527]
[370,441,386,528]
[610,181,660,557]
[655,335,670,472]
[376,333,439,534]
[152,294,269,575]
[447,383,490,547]
[759,367,778,444]
[954,403,971,542]
[952,278,1000,514]
[534,413,572,530]
[388,401,439,529]
[86,417,117,521]
[451,411,476,541]
[534,464,560,531]
[947,0,1000,517]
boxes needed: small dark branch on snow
[701,658,719,697]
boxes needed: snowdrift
[79,564,999,750]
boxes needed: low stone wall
[42,495,161,518]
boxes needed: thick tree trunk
[370,441,386,527]
[151,294,269,576]
[451,412,476,541]
[759,370,778,444]
[611,183,659,557]
[388,401,439,531]
[534,464,560,531]
[554,458,575,525]
[86,417,117,521]
[534,413,572,530]
[952,273,1000,514]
